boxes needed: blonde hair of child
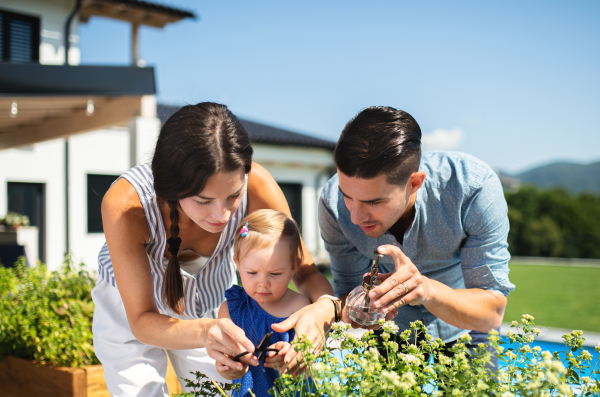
[234,209,304,266]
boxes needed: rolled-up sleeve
[318,193,371,297]
[460,170,515,296]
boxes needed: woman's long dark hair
[152,102,253,315]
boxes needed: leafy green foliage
[180,315,600,396]
[506,186,600,258]
[0,255,99,367]
[175,371,240,397]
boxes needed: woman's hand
[204,318,259,372]
[216,360,249,380]
[270,298,333,376]
[264,341,293,371]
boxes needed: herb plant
[0,256,99,367]
[179,315,600,396]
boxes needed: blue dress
[225,285,295,397]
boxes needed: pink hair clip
[240,221,249,237]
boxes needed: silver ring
[401,282,409,294]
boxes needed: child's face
[236,241,297,306]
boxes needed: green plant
[0,211,30,227]
[0,255,99,367]
[175,372,241,397]
[180,315,599,396]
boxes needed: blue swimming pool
[501,337,599,377]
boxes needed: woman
[92,103,335,396]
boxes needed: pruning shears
[233,331,280,362]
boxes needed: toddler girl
[217,209,310,396]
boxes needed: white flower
[382,320,399,334]
[331,322,350,332]
[381,370,401,387]
[557,383,572,395]
[501,392,515,397]
[400,353,422,366]
[511,321,519,327]
[527,380,542,390]
[547,372,558,383]
[550,360,566,373]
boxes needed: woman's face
[179,168,246,233]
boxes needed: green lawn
[504,263,600,333]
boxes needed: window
[7,182,45,262]
[0,8,40,63]
[277,183,302,231]
[87,174,119,233]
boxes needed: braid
[163,201,185,314]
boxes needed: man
[319,106,514,353]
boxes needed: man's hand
[368,244,433,313]
[270,298,333,376]
[341,304,398,330]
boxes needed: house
[0,0,336,271]
[0,0,193,270]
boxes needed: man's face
[338,172,412,238]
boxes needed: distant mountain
[514,161,600,194]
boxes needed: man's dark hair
[334,106,422,186]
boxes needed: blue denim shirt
[318,151,515,343]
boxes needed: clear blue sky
[79,1,600,174]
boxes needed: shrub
[179,315,600,396]
[0,256,99,367]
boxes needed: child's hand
[216,360,249,380]
[264,341,292,372]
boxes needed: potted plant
[0,211,30,229]
[0,256,181,396]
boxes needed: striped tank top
[97,163,247,320]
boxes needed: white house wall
[68,128,131,270]
[1,0,81,65]
[253,144,334,263]
[0,140,66,270]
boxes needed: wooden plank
[166,356,182,395]
[0,356,81,397]
[84,365,110,397]
[0,356,182,397]
[0,96,141,149]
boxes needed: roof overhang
[0,64,156,150]
[79,0,197,28]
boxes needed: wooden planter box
[0,356,182,397]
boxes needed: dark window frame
[87,174,119,234]
[277,182,303,232]
[6,181,46,262]
[0,8,40,63]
